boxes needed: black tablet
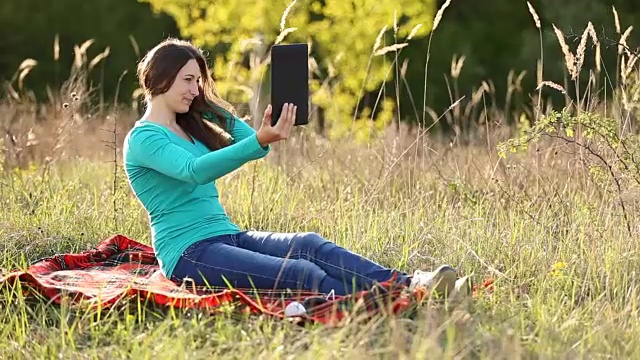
[270,43,309,126]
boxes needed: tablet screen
[270,43,309,126]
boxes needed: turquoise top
[123,114,270,277]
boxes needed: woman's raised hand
[256,103,297,147]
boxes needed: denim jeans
[170,231,411,295]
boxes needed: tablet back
[270,43,309,126]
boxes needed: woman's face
[162,58,201,114]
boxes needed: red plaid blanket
[0,234,493,325]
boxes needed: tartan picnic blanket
[0,234,494,325]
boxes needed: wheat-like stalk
[375,43,408,56]
[78,39,94,55]
[588,22,598,42]
[5,83,19,100]
[450,54,465,79]
[274,28,298,45]
[575,22,595,79]
[129,35,141,59]
[72,39,95,69]
[587,25,601,73]
[433,0,451,31]
[400,58,409,78]
[537,81,567,94]
[280,0,297,31]
[627,55,639,73]
[16,59,37,91]
[16,59,37,72]
[622,54,638,82]
[393,10,398,34]
[88,47,110,72]
[406,24,422,41]
[621,80,630,106]
[527,2,540,29]
[536,59,543,86]
[73,46,83,69]
[619,26,634,55]
[613,5,621,34]
[53,34,60,62]
[595,42,602,73]
[552,24,576,79]
[373,26,388,52]
[17,67,36,92]
[469,85,487,106]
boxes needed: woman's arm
[203,109,256,144]
[125,126,269,184]
[227,116,259,144]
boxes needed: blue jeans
[170,231,411,295]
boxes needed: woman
[123,38,461,297]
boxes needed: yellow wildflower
[550,261,568,277]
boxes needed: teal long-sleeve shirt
[123,115,270,278]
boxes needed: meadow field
[2,3,640,359]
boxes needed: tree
[141,0,436,141]
[0,0,179,105]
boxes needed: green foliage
[0,0,179,103]
[3,0,640,136]
[142,0,436,140]
[497,108,640,188]
[497,109,618,158]
[497,88,640,234]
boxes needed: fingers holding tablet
[281,103,297,131]
[276,103,297,137]
[257,103,297,146]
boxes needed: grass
[1,132,639,358]
[2,1,640,358]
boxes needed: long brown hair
[136,38,235,151]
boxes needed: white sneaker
[284,301,307,317]
[449,274,474,301]
[409,264,457,297]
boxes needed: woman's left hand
[256,103,296,147]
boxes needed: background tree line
[1,0,639,139]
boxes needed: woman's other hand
[256,103,296,147]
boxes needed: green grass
[1,135,639,359]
